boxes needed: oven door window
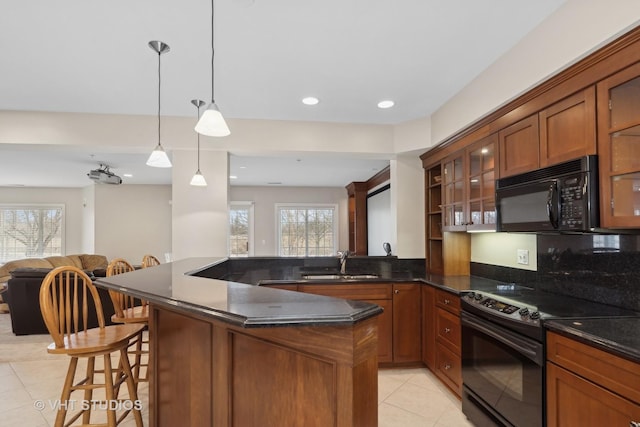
[462,314,543,427]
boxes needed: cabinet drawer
[435,343,461,395]
[436,308,461,354]
[435,289,460,314]
[298,283,392,300]
[547,331,640,404]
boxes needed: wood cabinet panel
[547,331,640,404]
[547,362,640,427]
[435,307,461,355]
[232,332,336,426]
[539,87,596,167]
[435,288,460,314]
[297,283,392,300]
[365,298,392,363]
[391,283,422,363]
[421,285,436,370]
[499,114,540,178]
[435,341,462,395]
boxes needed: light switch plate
[517,249,529,265]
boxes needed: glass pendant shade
[190,170,207,186]
[195,102,230,137]
[146,143,172,168]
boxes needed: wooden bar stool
[107,258,149,384]
[141,254,160,268]
[39,266,144,427]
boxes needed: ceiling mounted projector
[87,164,122,185]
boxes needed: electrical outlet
[517,249,529,265]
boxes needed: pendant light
[194,0,230,137]
[147,40,172,168]
[190,99,207,186]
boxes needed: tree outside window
[0,205,64,263]
[277,205,336,257]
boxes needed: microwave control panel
[559,174,586,228]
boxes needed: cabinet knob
[444,299,450,304]
[444,364,451,370]
[394,289,399,294]
[630,422,640,427]
[444,327,451,333]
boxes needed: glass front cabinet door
[466,133,498,231]
[597,63,640,228]
[442,154,466,231]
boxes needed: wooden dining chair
[39,266,144,427]
[141,254,160,268]
[106,258,149,384]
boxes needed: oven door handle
[461,312,544,366]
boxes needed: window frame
[0,203,66,263]
[275,203,339,257]
[229,201,255,257]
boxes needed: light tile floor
[0,313,473,426]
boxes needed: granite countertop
[94,257,382,328]
[544,317,640,363]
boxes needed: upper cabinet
[539,87,596,167]
[597,63,640,228]
[499,87,596,178]
[466,134,498,231]
[499,114,539,178]
[442,153,466,231]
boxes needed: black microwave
[496,155,599,232]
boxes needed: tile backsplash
[472,233,640,312]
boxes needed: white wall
[391,154,426,258]
[0,187,84,255]
[94,184,172,263]
[430,0,640,144]
[230,186,349,256]
[81,185,95,253]
[171,150,229,261]
[367,188,391,256]
[471,233,537,271]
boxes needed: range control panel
[463,291,541,325]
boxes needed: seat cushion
[79,254,108,271]
[44,256,82,268]
[0,258,54,284]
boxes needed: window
[277,204,337,257]
[229,202,254,257]
[0,205,64,263]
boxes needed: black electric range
[460,283,639,342]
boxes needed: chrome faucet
[338,250,352,274]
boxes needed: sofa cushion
[0,258,54,284]
[44,256,82,268]
[79,254,108,271]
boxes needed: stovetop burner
[461,284,639,341]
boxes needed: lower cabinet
[296,282,421,365]
[546,331,640,426]
[423,285,462,396]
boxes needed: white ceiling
[0,0,566,188]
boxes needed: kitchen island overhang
[95,257,382,427]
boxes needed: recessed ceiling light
[123,173,133,178]
[377,100,395,109]
[239,166,246,169]
[229,175,237,179]
[302,97,319,106]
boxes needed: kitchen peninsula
[95,257,382,427]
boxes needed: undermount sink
[302,273,379,280]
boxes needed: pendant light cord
[157,49,162,146]
[197,105,201,170]
[211,0,215,104]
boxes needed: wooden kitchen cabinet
[297,283,393,363]
[422,286,462,397]
[466,134,498,231]
[546,331,640,426]
[391,283,422,364]
[297,282,420,365]
[597,62,640,228]
[539,87,596,167]
[442,153,466,231]
[499,114,540,178]
[425,163,444,275]
[421,285,436,370]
